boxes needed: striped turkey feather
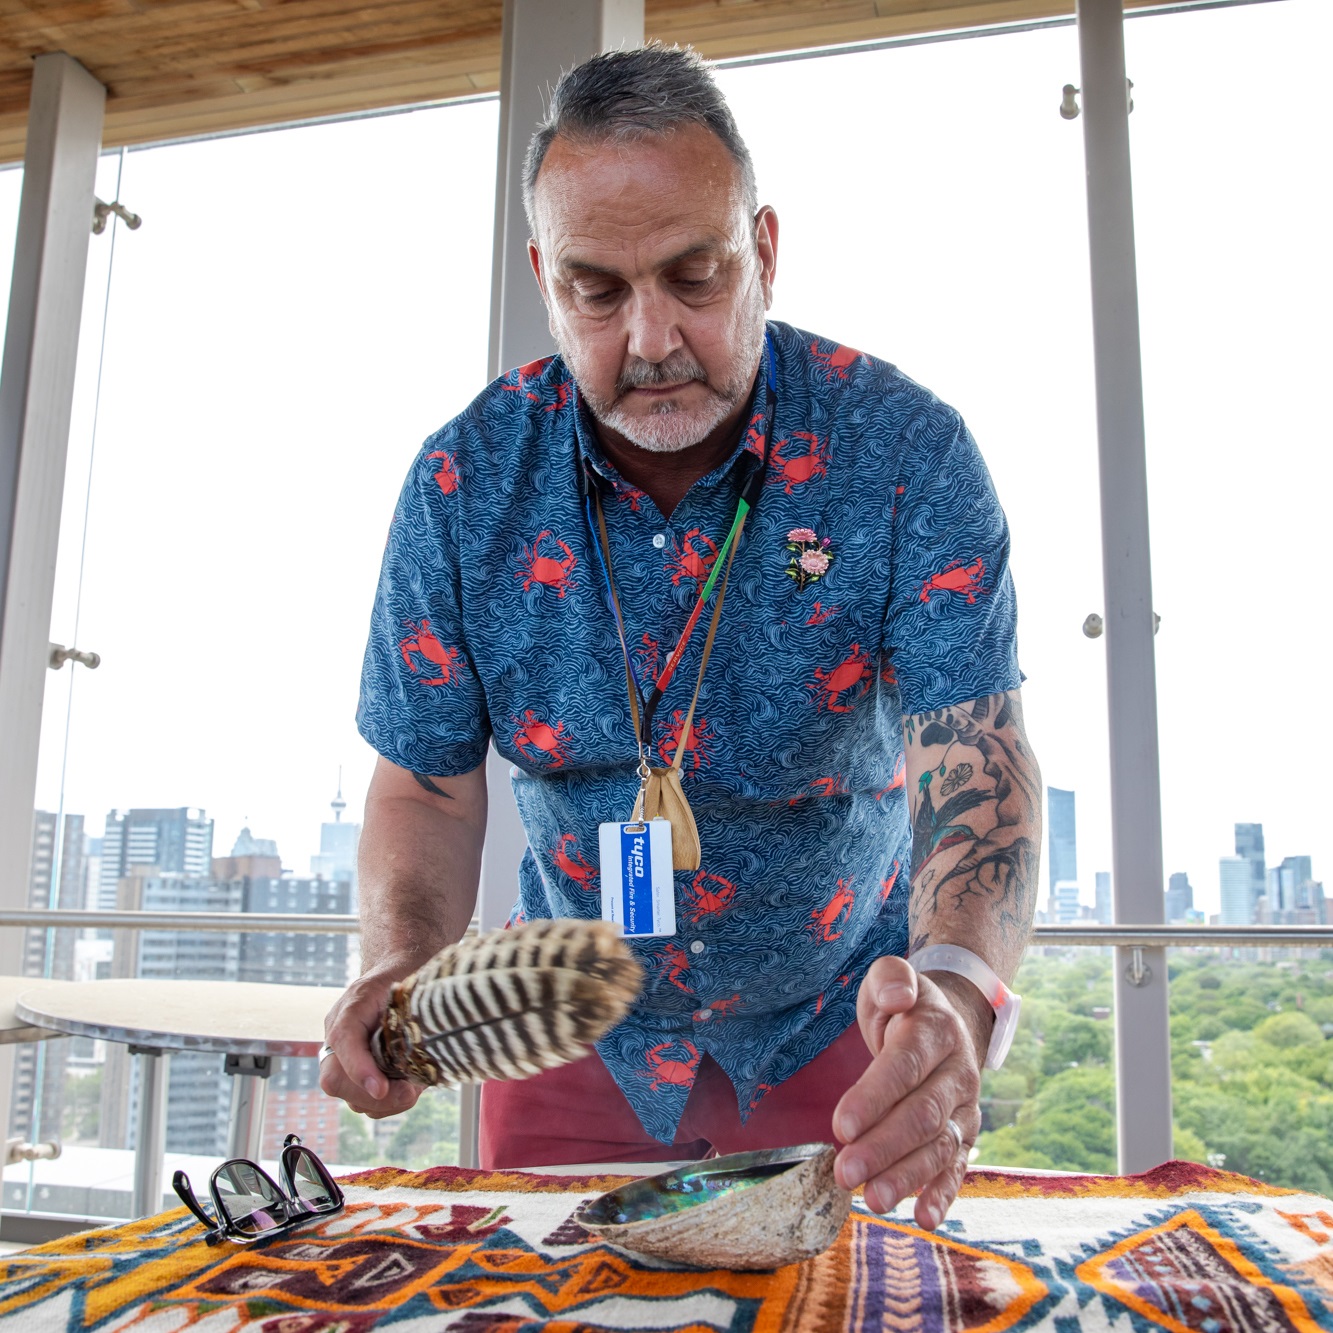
[371,919,643,1087]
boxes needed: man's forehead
[532,125,748,258]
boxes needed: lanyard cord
[585,343,778,757]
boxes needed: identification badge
[598,819,677,938]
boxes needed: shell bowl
[575,1142,850,1270]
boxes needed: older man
[323,44,1041,1231]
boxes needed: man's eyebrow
[556,242,722,281]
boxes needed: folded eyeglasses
[173,1134,344,1243]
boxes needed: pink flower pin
[787,527,817,543]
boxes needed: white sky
[1,0,1328,917]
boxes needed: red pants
[480,1022,872,1168]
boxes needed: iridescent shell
[576,1143,850,1269]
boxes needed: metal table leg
[225,1053,271,1162]
[130,1046,169,1218]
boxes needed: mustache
[616,354,709,396]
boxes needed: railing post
[1076,0,1173,1172]
[0,51,106,1162]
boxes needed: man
[323,44,1041,1232]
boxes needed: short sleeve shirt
[358,320,1022,1143]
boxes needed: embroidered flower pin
[785,527,836,591]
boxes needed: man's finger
[914,1132,972,1232]
[319,1051,421,1118]
[835,1059,965,1193]
[859,1104,976,1218]
[835,998,956,1149]
[324,978,397,1100]
[855,956,918,1058]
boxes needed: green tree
[338,1106,380,1167]
[384,1089,460,1168]
[62,1068,101,1142]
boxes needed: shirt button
[652,533,666,549]
[689,940,705,955]
[694,1009,713,1022]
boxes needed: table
[0,977,64,1046]
[3,1158,1332,1330]
[14,979,343,1219]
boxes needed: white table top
[0,976,68,1045]
[14,979,345,1057]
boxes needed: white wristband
[909,943,1022,1070]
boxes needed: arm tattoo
[412,772,454,799]
[906,690,1041,948]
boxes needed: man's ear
[754,205,779,308]
[528,239,559,337]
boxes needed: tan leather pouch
[639,767,702,871]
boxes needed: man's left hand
[832,956,991,1230]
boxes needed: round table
[15,979,344,1218]
[0,976,66,1045]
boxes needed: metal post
[1076,0,1173,1173]
[477,0,646,943]
[130,1048,169,1217]
[225,1054,272,1162]
[0,51,105,1147]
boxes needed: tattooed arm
[833,689,1041,1228]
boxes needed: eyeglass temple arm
[173,1170,220,1234]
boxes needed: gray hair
[522,43,758,233]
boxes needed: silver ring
[318,1044,335,1063]
[944,1118,964,1154]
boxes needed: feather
[371,918,644,1087]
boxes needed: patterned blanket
[2,1160,1331,1330]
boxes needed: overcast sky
[1,0,1328,917]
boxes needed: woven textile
[2,1160,1331,1330]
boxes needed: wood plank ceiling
[0,0,1165,164]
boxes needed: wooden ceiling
[0,0,1168,164]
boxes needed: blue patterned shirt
[357,320,1021,1143]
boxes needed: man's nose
[624,285,684,366]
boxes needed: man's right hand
[320,969,424,1118]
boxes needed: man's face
[528,123,778,454]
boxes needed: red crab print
[398,619,463,686]
[919,558,986,605]
[808,643,874,713]
[768,432,829,494]
[545,381,572,412]
[748,1082,775,1114]
[743,407,767,457]
[516,530,579,598]
[682,870,737,923]
[615,480,648,511]
[656,710,715,772]
[805,600,840,626]
[880,860,902,903]
[890,483,906,520]
[875,755,906,801]
[708,993,744,1018]
[550,834,596,892]
[815,974,854,1015]
[511,710,571,767]
[808,878,856,943]
[881,660,898,688]
[425,448,458,497]
[635,634,661,681]
[639,1040,700,1092]
[810,340,865,381]
[656,942,694,994]
[502,356,553,401]
[667,528,718,592]
[788,774,849,806]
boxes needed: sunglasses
[172,1134,344,1244]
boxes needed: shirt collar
[573,328,777,496]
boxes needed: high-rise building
[1047,788,1076,892]
[98,808,214,909]
[1165,872,1194,923]
[1094,871,1112,925]
[1234,823,1266,916]
[1051,880,1081,924]
[1219,856,1253,925]
[99,872,243,1156]
[311,779,360,901]
[239,876,352,987]
[7,812,85,1141]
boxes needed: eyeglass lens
[288,1148,337,1210]
[215,1162,287,1236]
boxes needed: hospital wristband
[909,943,1022,1070]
